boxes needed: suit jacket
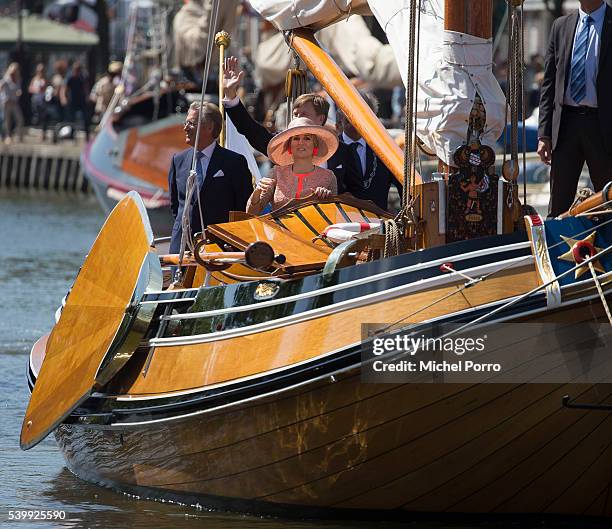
[539,5,612,152]
[168,144,253,253]
[340,139,401,211]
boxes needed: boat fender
[317,222,382,244]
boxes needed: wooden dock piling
[0,138,90,194]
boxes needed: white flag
[225,115,263,185]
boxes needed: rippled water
[0,191,607,529]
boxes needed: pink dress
[246,165,337,214]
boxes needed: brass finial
[215,31,231,48]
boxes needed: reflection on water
[0,193,609,529]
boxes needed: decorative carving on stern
[447,139,499,242]
[446,94,514,242]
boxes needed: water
[0,192,606,529]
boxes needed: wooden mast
[445,1,492,38]
[436,1,492,175]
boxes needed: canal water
[0,191,606,529]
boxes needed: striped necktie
[569,15,593,104]
[195,151,205,189]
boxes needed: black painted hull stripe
[358,208,372,223]
[336,203,352,222]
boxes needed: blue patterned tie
[195,151,205,189]
[569,15,592,104]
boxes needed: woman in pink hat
[246,117,338,214]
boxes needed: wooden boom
[289,28,416,186]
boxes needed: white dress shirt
[564,2,606,108]
[342,132,367,175]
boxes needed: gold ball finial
[215,31,231,48]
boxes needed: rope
[285,53,308,128]
[396,0,421,250]
[377,216,612,335]
[588,263,612,326]
[568,187,596,213]
[402,0,418,209]
[520,5,527,207]
[383,220,402,258]
[505,1,526,210]
[378,241,612,337]
[177,0,222,274]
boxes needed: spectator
[61,62,91,141]
[46,60,67,125]
[0,62,24,144]
[90,61,122,122]
[528,53,545,114]
[29,63,49,140]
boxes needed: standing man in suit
[538,0,612,217]
[168,101,252,254]
[337,92,401,211]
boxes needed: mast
[445,1,492,38]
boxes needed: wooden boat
[22,0,612,523]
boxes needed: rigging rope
[395,0,422,253]
[285,54,308,128]
[504,1,527,212]
[177,0,222,275]
[377,215,612,335]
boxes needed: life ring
[317,222,382,244]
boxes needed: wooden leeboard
[21,192,154,450]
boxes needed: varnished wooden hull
[54,329,612,520]
[26,195,612,520]
[50,290,612,520]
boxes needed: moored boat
[81,88,191,236]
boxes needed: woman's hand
[250,177,275,204]
[257,177,275,195]
[313,187,332,200]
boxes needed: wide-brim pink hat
[267,117,339,166]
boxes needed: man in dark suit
[538,0,612,217]
[168,101,252,253]
[336,93,401,211]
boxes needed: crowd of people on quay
[0,59,122,144]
